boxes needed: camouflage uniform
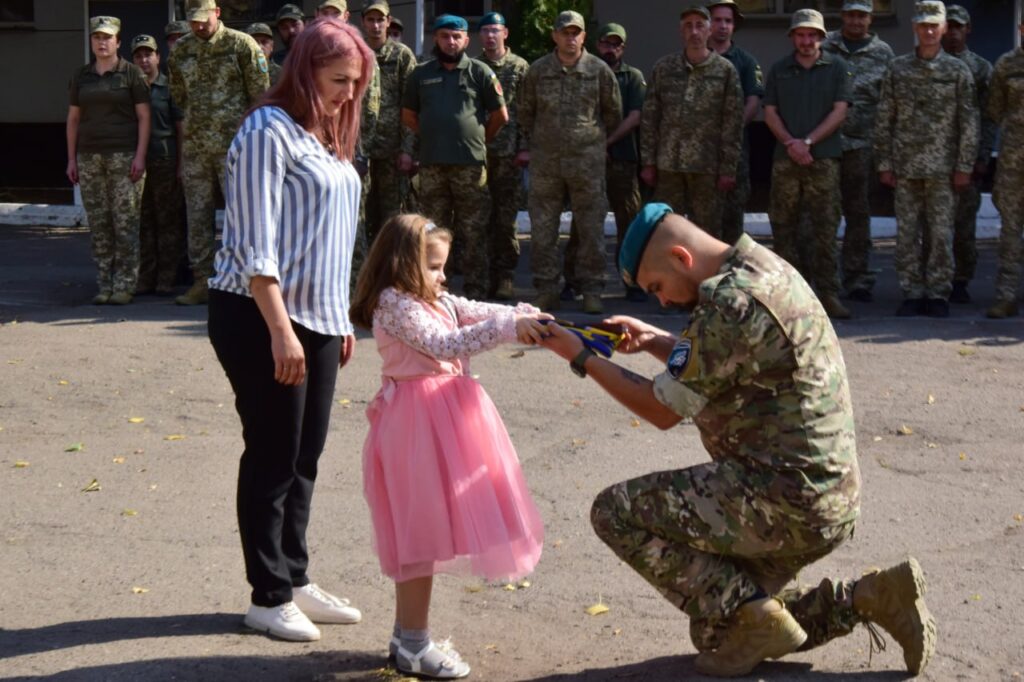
[640,51,743,238]
[988,46,1024,304]
[592,235,861,651]
[718,44,764,244]
[949,47,996,286]
[822,30,895,295]
[519,50,622,296]
[351,60,381,289]
[874,50,979,300]
[168,24,269,281]
[362,39,417,241]
[478,48,529,291]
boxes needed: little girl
[350,214,549,679]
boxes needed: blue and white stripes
[210,105,360,336]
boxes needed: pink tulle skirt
[362,374,544,582]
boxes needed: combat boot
[92,291,112,305]
[108,292,133,305]
[853,557,936,675]
[820,294,851,319]
[493,279,515,301]
[581,293,603,315]
[694,597,807,677]
[175,280,209,306]
[534,291,560,312]
[986,300,1019,319]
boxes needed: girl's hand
[271,328,306,385]
[515,314,550,345]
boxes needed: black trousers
[208,289,341,606]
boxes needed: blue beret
[619,203,673,287]
[478,11,505,29]
[433,14,468,31]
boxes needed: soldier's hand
[604,315,663,355]
[514,151,530,168]
[640,165,657,187]
[339,334,355,368]
[717,175,737,192]
[66,159,79,185]
[879,171,896,188]
[397,153,414,174]
[129,154,146,183]
[952,171,972,192]
[539,322,584,361]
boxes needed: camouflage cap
[363,0,390,16]
[619,203,673,287]
[164,20,190,36]
[130,34,159,52]
[318,0,348,13]
[705,0,744,26]
[245,22,274,37]
[912,0,945,24]
[89,15,120,35]
[945,4,970,25]
[681,5,711,21]
[185,0,217,22]
[276,3,304,22]
[389,15,403,29]
[788,8,826,35]
[597,22,626,41]
[841,0,873,12]
[554,10,585,31]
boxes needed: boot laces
[864,622,888,665]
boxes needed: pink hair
[257,18,374,161]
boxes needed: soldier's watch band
[803,136,813,147]
[570,347,595,378]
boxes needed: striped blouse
[209,105,360,336]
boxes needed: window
[0,0,34,23]
[739,0,893,15]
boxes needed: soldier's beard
[599,51,619,68]
[433,45,465,64]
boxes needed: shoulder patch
[257,53,268,74]
[667,338,694,379]
[491,72,503,96]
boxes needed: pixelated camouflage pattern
[78,152,144,295]
[720,148,750,245]
[951,48,996,163]
[874,50,979,178]
[477,49,529,158]
[639,52,743,177]
[652,171,723,239]
[362,39,417,159]
[180,152,227,279]
[168,24,269,156]
[822,31,895,151]
[839,147,877,292]
[987,47,1024,302]
[769,157,843,295]
[360,59,382,155]
[485,152,523,285]
[564,159,641,284]
[518,51,623,173]
[894,177,955,299]
[417,164,491,297]
[138,156,185,291]
[365,157,407,242]
[268,60,283,86]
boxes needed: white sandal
[395,640,470,679]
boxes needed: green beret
[619,203,673,287]
[478,11,506,29]
[433,14,467,31]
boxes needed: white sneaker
[244,602,321,641]
[293,583,362,624]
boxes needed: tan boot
[820,293,851,319]
[175,280,209,306]
[853,557,936,675]
[108,292,133,305]
[694,597,808,677]
[986,300,1019,319]
[534,291,560,312]
[493,278,515,301]
[581,293,603,315]
[92,291,112,305]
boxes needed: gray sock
[392,622,401,639]
[399,627,430,654]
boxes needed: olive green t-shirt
[764,52,852,160]
[69,58,150,154]
[608,61,646,163]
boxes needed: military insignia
[492,73,503,96]
[754,64,764,88]
[257,53,268,74]
[667,339,693,379]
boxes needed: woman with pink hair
[207,18,375,642]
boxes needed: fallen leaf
[630,418,641,428]
[149,484,158,490]
[127,417,145,424]
[464,584,483,593]
[518,580,531,588]
[970,593,982,601]
[896,425,914,436]
[1013,514,1023,523]
[58,380,69,386]
[131,586,149,594]
[65,442,84,452]
[13,461,30,468]
[585,602,610,616]
[121,509,138,517]
[613,628,622,636]
[503,583,517,591]
[872,436,883,442]
[571,399,583,408]
[927,443,938,449]
[164,434,185,441]
[112,456,126,464]
[957,347,976,357]
[485,644,498,651]
[337,398,352,407]
[134,449,145,454]
[81,478,100,492]
[959,452,967,461]
[571,438,587,447]
[509,349,525,359]
[926,394,935,405]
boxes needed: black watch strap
[570,347,595,378]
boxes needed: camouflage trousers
[530,164,608,296]
[720,143,751,245]
[180,147,227,280]
[952,181,981,284]
[350,167,371,292]
[653,171,723,239]
[590,460,861,652]
[419,164,491,297]
[992,167,1024,302]
[486,154,523,286]
[138,157,185,292]
[565,160,640,287]
[366,156,409,244]
[894,177,955,299]
[769,157,842,296]
[77,152,144,295]
[838,148,877,294]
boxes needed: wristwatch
[570,347,595,378]
[803,137,813,147]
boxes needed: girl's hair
[255,18,374,161]
[349,214,453,329]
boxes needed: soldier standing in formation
[362,0,416,241]
[401,14,507,299]
[131,34,185,297]
[985,19,1024,319]
[476,11,529,301]
[387,15,404,43]
[943,5,996,305]
[168,0,269,305]
[245,23,282,86]
[316,0,348,20]
[272,4,305,65]
[764,9,852,319]
[517,10,622,314]
[640,6,743,241]
[165,20,189,51]
[875,0,978,318]
[822,0,894,304]
[707,0,763,245]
